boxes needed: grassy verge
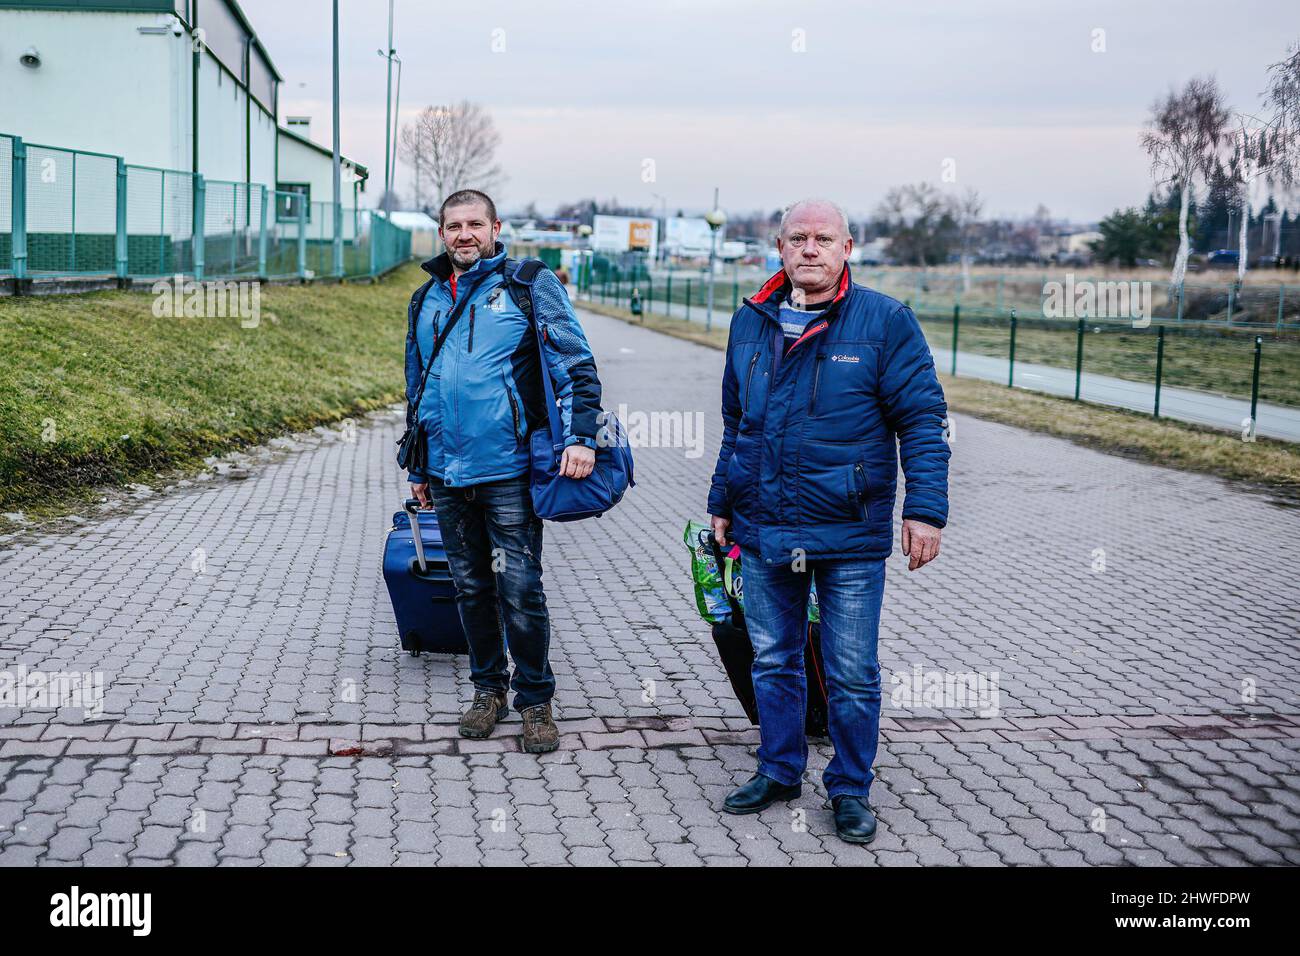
[938,375,1300,495]
[0,262,426,524]
[579,299,1300,497]
[914,313,1300,408]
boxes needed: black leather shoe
[721,773,802,815]
[832,795,877,844]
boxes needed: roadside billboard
[592,215,659,259]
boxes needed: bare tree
[376,188,403,215]
[1216,116,1273,281]
[1262,41,1300,190]
[1201,43,1300,281]
[409,151,424,213]
[875,183,959,266]
[1141,76,1232,289]
[398,101,505,215]
[955,187,983,292]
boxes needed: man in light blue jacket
[404,189,601,753]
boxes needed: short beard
[451,238,490,268]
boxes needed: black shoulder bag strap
[504,257,570,450]
[501,256,545,320]
[397,276,479,469]
[409,279,480,405]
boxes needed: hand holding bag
[508,259,635,521]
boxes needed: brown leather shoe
[459,688,508,738]
[520,702,559,753]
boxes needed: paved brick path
[1,305,1298,866]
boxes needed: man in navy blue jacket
[405,189,601,754]
[707,198,950,843]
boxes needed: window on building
[276,183,311,223]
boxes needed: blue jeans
[429,474,555,711]
[740,550,887,800]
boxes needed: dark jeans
[429,474,554,711]
[740,549,887,800]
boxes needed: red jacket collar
[750,264,851,307]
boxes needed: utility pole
[704,187,726,332]
[389,53,402,214]
[331,0,342,277]
[383,0,394,215]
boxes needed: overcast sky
[246,0,1299,222]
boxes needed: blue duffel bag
[505,258,636,522]
[382,499,467,656]
[527,403,635,522]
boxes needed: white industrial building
[0,0,368,222]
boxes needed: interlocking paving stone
[1,305,1298,866]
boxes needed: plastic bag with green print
[682,519,819,624]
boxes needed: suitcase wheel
[409,649,420,658]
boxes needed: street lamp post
[704,188,726,332]
[377,49,401,218]
[651,192,668,265]
[381,1,394,214]
[389,54,402,215]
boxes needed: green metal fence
[0,134,13,276]
[18,141,119,275]
[581,257,1300,439]
[920,305,1299,438]
[865,268,1300,332]
[203,178,259,278]
[0,131,411,284]
[584,260,1300,333]
[125,163,195,277]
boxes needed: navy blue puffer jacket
[706,266,950,563]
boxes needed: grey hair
[779,198,851,238]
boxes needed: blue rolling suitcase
[382,499,468,656]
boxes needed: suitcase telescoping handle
[404,498,430,574]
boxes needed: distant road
[929,347,1300,443]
